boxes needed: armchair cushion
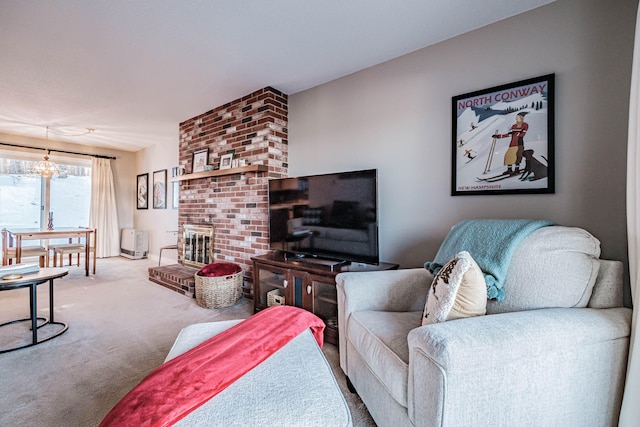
[348,310,422,407]
[487,226,601,314]
[424,219,553,301]
[421,251,486,325]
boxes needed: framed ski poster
[451,74,555,196]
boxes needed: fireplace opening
[183,224,215,268]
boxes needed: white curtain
[620,6,640,425]
[89,158,120,258]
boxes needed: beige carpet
[0,257,375,427]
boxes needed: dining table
[4,227,96,276]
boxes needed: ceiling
[0,0,555,152]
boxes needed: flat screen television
[268,169,379,265]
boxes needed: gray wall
[288,0,637,295]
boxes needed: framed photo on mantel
[451,73,555,196]
[192,148,209,173]
[219,152,234,170]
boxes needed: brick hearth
[148,264,198,297]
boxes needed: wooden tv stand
[251,252,399,345]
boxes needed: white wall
[288,0,637,281]
[134,139,179,262]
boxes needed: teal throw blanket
[424,219,553,301]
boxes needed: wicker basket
[195,266,243,309]
[267,289,285,306]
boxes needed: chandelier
[32,149,64,177]
[30,126,66,178]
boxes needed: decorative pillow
[421,251,487,326]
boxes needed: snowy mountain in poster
[455,91,550,193]
[491,93,545,112]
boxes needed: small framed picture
[153,169,167,209]
[192,148,209,173]
[136,173,148,209]
[172,181,179,209]
[219,152,234,170]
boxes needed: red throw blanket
[100,306,325,427]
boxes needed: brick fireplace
[150,87,288,299]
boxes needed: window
[50,165,92,228]
[0,167,41,228]
[0,151,92,234]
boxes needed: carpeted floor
[0,256,375,427]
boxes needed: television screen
[268,169,379,265]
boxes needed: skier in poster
[492,111,529,175]
[464,149,476,161]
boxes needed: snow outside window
[0,152,91,246]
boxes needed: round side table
[0,267,69,353]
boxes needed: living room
[1,0,639,425]
[1,0,632,280]
[141,0,633,286]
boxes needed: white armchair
[336,225,632,427]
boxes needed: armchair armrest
[336,268,432,313]
[336,268,432,373]
[407,307,632,427]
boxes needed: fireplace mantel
[172,164,268,182]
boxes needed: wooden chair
[1,228,49,267]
